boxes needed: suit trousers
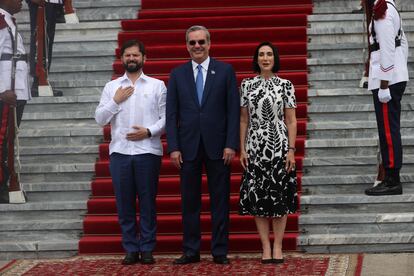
[372,81,406,170]
[110,152,161,253]
[0,100,26,202]
[180,141,230,257]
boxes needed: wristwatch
[146,128,152,137]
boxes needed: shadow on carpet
[0,253,362,275]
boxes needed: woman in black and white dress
[239,42,298,264]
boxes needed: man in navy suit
[166,25,240,265]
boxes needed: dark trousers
[26,0,61,76]
[109,152,161,253]
[372,82,406,171]
[0,101,26,202]
[180,141,230,257]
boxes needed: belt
[0,53,28,62]
[369,39,401,52]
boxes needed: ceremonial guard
[0,0,31,203]
[26,0,64,96]
[365,0,409,196]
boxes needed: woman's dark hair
[252,41,280,73]
[120,39,146,56]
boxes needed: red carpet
[0,254,358,276]
[79,0,312,254]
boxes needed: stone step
[303,157,414,176]
[302,173,414,195]
[302,174,414,186]
[301,194,414,213]
[21,163,93,174]
[20,163,94,184]
[24,102,98,113]
[304,137,414,159]
[309,12,414,23]
[19,125,101,138]
[50,57,115,73]
[308,58,414,72]
[22,110,95,121]
[309,71,414,82]
[19,145,98,164]
[298,232,414,253]
[26,190,91,202]
[0,201,86,218]
[305,146,414,159]
[21,171,93,184]
[20,119,97,130]
[49,71,112,82]
[50,87,104,96]
[306,136,414,149]
[51,41,118,56]
[308,108,414,122]
[303,181,414,195]
[300,212,414,234]
[303,155,414,167]
[307,127,414,140]
[308,88,414,105]
[308,102,414,113]
[0,239,78,260]
[313,0,414,14]
[19,135,101,147]
[0,219,82,232]
[309,32,414,46]
[309,87,414,97]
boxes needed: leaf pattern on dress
[239,76,298,217]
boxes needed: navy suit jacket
[166,58,240,161]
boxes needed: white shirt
[0,8,31,100]
[192,56,210,89]
[368,0,409,90]
[95,72,167,156]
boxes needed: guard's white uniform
[0,8,31,101]
[368,0,409,91]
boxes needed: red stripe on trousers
[0,105,10,182]
[382,103,394,168]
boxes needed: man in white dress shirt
[26,0,63,96]
[95,40,167,264]
[0,0,31,203]
[365,0,409,196]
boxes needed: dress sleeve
[283,80,297,109]
[240,79,248,107]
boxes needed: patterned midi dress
[238,75,298,217]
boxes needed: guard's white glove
[378,88,391,103]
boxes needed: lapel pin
[211,70,215,75]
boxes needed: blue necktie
[196,64,204,105]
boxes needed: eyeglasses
[188,39,206,46]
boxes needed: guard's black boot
[365,175,402,196]
[0,185,9,203]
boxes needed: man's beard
[123,61,143,73]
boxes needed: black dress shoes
[213,255,230,265]
[261,258,273,264]
[141,251,155,264]
[365,176,402,196]
[122,252,140,265]
[173,254,200,265]
[273,258,284,264]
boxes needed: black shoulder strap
[371,1,402,43]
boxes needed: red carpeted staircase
[79,0,312,254]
